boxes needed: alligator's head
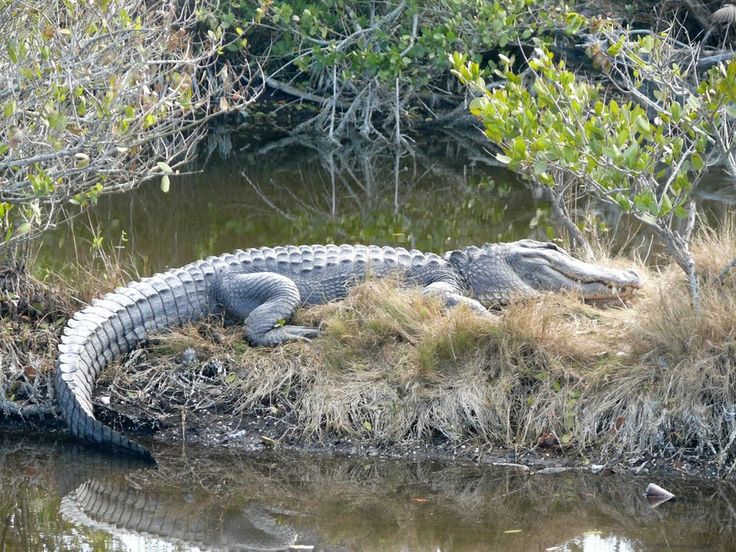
[446,239,642,305]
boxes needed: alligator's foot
[245,324,320,347]
[423,282,493,317]
[448,296,495,317]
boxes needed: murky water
[2,435,735,552]
[39,131,735,276]
[40,134,552,273]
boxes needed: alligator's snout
[610,268,642,290]
[572,266,642,300]
[620,269,643,291]
[482,240,644,301]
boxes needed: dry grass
[579,223,736,467]
[97,223,736,470]
[0,264,73,412]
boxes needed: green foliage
[201,0,572,137]
[241,0,566,81]
[0,0,257,254]
[453,19,736,306]
[451,47,726,224]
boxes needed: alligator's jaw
[533,255,642,300]
[535,250,642,300]
[457,240,642,304]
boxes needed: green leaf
[3,100,15,118]
[607,37,625,56]
[672,173,690,194]
[670,101,682,121]
[468,97,487,115]
[690,152,704,171]
[495,153,512,165]
[622,143,640,169]
[633,115,651,136]
[160,174,170,193]
[156,161,173,174]
[533,160,548,175]
[512,136,527,157]
[17,222,31,235]
[537,172,554,186]
[659,194,673,216]
[6,41,17,64]
[362,420,372,431]
[614,194,631,211]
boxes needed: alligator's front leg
[422,281,492,316]
[219,273,318,346]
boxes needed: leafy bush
[0,0,259,255]
[452,17,736,307]
[228,0,572,139]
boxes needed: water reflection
[42,135,549,274]
[60,481,297,550]
[39,131,736,277]
[2,435,736,551]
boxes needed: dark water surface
[2,435,736,552]
[41,135,550,273]
[39,132,735,275]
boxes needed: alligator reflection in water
[1,436,301,551]
[60,481,297,551]
[3,436,736,551]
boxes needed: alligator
[55,240,641,460]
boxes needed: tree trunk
[655,225,701,312]
[538,179,595,260]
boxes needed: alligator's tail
[55,256,237,460]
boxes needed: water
[2,435,735,552]
[41,135,551,273]
[39,131,735,275]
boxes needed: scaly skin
[55,241,642,460]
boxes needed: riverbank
[2,227,736,479]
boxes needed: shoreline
[0,409,722,481]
